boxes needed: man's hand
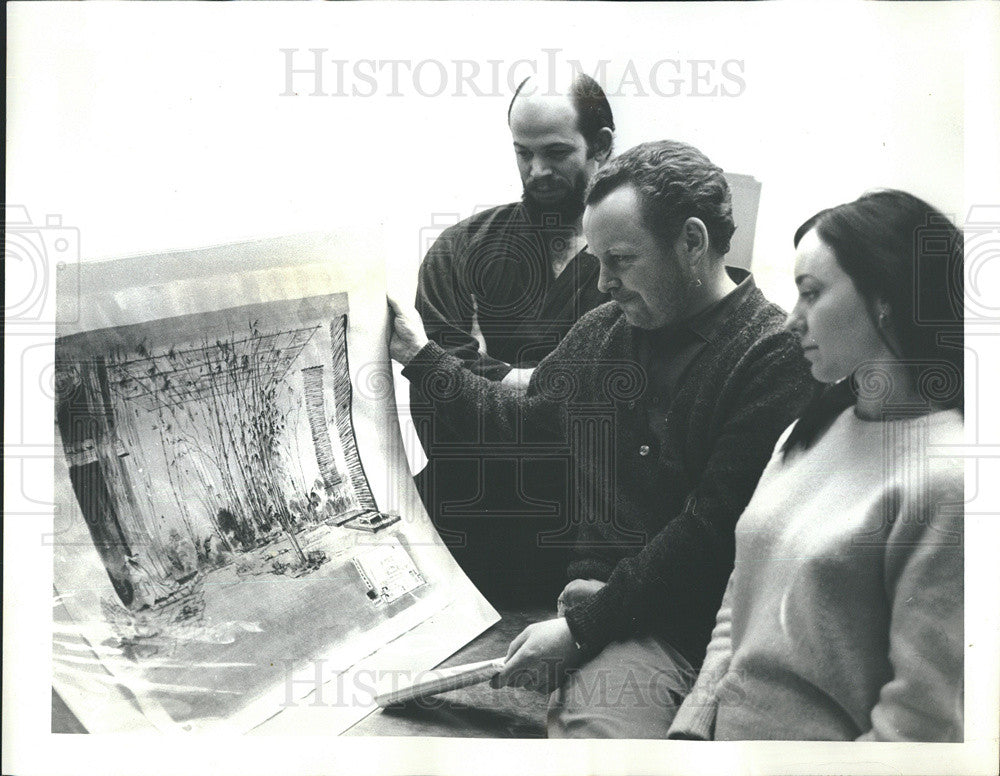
[489,617,583,694]
[500,367,534,393]
[556,578,607,617]
[387,296,429,366]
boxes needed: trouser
[547,635,696,739]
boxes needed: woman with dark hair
[668,190,964,741]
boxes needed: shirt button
[639,444,651,457]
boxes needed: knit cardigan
[403,286,814,666]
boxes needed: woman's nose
[784,304,805,335]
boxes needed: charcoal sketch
[51,248,497,733]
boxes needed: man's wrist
[400,340,444,381]
[403,338,429,366]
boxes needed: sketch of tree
[136,321,319,566]
[56,308,394,607]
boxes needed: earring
[877,309,889,328]
[688,277,702,289]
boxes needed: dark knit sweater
[415,201,608,380]
[402,281,814,668]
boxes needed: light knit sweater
[668,407,964,741]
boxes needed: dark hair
[783,189,964,457]
[584,139,736,255]
[507,74,615,158]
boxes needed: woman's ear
[875,299,892,329]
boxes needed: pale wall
[8,3,974,316]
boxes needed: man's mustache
[526,170,570,185]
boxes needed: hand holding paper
[490,617,584,694]
[387,296,429,366]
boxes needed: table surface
[52,606,552,739]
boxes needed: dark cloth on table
[403,270,815,668]
[411,202,608,605]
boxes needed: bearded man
[410,74,616,604]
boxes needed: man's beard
[521,168,590,226]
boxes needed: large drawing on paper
[52,267,493,733]
[58,304,390,602]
